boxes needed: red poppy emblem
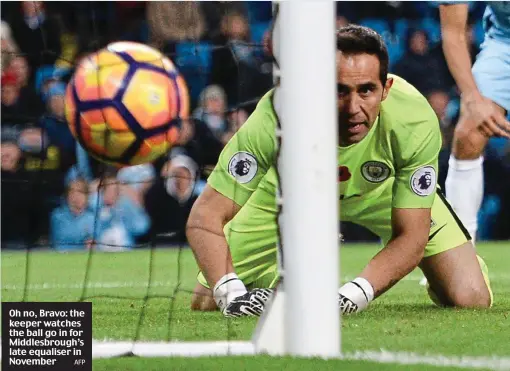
[338,166,351,182]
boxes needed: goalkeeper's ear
[381,77,394,102]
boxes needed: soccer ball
[64,41,189,167]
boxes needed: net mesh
[1,1,275,347]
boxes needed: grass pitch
[2,242,509,370]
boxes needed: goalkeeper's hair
[336,25,389,86]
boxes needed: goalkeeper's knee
[427,255,492,308]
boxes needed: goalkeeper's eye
[337,84,350,97]
[358,83,376,97]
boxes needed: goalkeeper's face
[336,52,393,146]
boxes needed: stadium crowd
[1,1,509,251]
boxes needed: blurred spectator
[88,170,151,251]
[392,28,445,95]
[44,80,65,119]
[23,64,78,173]
[12,115,72,177]
[192,85,236,145]
[8,56,45,116]
[18,127,46,155]
[53,12,79,69]
[1,69,20,109]
[209,10,273,109]
[228,108,249,131]
[163,154,198,204]
[34,65,70,103]
[1,140,46,249]
[50,177,94,250]
[9,56,29,87]
[427,90,450,123]
[117,163,156,194]
[144,151,199,245]
[2,63,69,177]
[1,20,19,73]
[200,2,248,42]
[147,1,205,54]
[6,1,62,84]
[1,141,22,173]
[1,67,43,130]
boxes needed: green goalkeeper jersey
[208,74,441,248]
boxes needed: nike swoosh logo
[428,224,447,241]
[340,194,362,200]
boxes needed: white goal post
[254,0,340,358]
[279,0,339,357]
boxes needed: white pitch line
[344,349,510,370]
[92,340,510,370]
[1,340,509,369]
[3,274,510,291]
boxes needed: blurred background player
[440,2,510,242]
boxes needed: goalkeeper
[186,25,493,317]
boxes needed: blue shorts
[472,37,510,113]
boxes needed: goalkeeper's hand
[338,277,374,314]
[213,273,273,317]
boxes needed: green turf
[2,242,509,370]
[93,356,493,371]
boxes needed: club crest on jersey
[410,166,436,196]
[228,152,258,183]
[361,161,390,183]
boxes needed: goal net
[1,0,338,360]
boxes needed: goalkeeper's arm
[338,207,430,313]
[186,184,241,292]
[186,185,274,316]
